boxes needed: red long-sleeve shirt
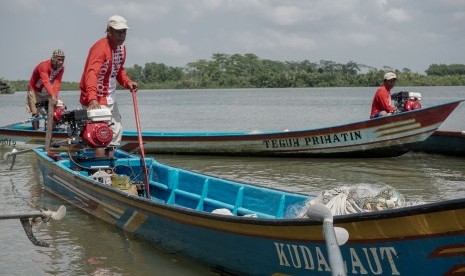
[79,38,132,106]
[370,84,396,118]
[28,59,64,97]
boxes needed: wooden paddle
[130,89,151,199]
[45,99,55,152]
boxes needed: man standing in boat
[79,15,139,146]
[370,72,397,119]
[26,49,65,130]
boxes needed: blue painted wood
[415,130,465,156]
[34,147,465,275]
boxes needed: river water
[1,87,464,275]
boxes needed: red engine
[57,107,113,149]
[404,99,422,111]
[53,106,65,122]
[81,122,113,147]
[392,91,422,112]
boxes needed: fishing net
[299,184,411,216]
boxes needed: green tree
[0,77,15,94]
[126,64,144,83]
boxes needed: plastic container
[111,174,131,190]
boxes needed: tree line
[2,53,465,93]
[126,54,465,89]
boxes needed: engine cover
[404,99,422,111]
[53,106,65,122]
[81,122,113,147]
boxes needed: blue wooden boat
[30,146,465,275]
[414,130,465,156]
[0,100,462,158]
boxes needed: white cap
[107,15,129,30]
[384,72,397,80]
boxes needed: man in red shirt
[370,72,397,119]
[79,15,139,146]
[26,49,65,130]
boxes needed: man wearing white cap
[26,49,65,130]
[370,72,398,119]
[79,15,139,146]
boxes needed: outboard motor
[53,100,66,122]
[35,99,66,130]
[36,101,49,117]
[36,99,66,120]
[391,91,422,112]
[56,107,114,158]
[81,108,113,148]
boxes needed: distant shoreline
[3,55,465,92]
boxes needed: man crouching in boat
[370,72,398,119]
[26,49,65,130]
[79,15,139,146]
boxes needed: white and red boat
[0,99,462,158]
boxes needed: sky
[1,0,465,82]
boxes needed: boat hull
[120,101,462,157]
[2,100,461,157]
[34,148,465,275]
[414,130,465,156]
